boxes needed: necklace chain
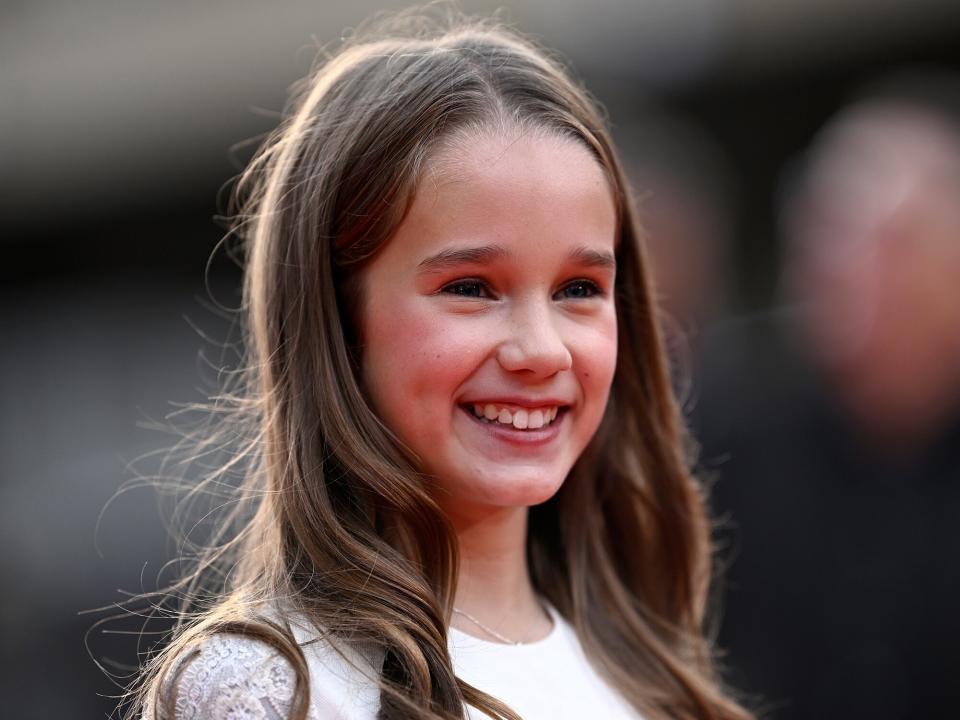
[452,607,522,646]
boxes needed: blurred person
[618,111,738,341]
[123,9,753,720]
[781,86,960,451]
[693,70,960,719]
[617,111,739,409]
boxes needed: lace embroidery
[171,634,306,720]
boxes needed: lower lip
[459,406,565,447]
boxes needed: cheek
[362,299,486,422]
[577,313,618,396]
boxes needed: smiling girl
[134,10,750,720]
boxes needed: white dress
[165,605,643,720]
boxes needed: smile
[464,403,563,430]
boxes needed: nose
[496,298,573,377]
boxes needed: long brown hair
[132,8,751,720]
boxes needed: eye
[555,279,602,300]
[440,279,491,299]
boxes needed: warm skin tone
[360,129,618,643]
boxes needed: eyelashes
[556,279,602,300]
[439,278,605,300]
[441,279,490,298]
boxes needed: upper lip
[459,396,569,408]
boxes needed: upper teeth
[470,403,560,430]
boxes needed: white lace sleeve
[168,634,307,720]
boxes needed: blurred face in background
[786,102,960,445]
[617,113,735,336]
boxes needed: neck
[445,504,552,643]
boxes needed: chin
[467,467,568,509]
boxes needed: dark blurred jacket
[691,313,960,720]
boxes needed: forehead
[424,127,611,194]
[391,130,617,262]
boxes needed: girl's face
[359,131,618,521]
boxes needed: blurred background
[3,1,960,718]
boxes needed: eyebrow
[568,246,617,271]
[417,244,509,273]
[417,243,616,274]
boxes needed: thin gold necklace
[452,607,523,645]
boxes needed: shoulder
[160,627,382,720]
[165,633,300,720]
